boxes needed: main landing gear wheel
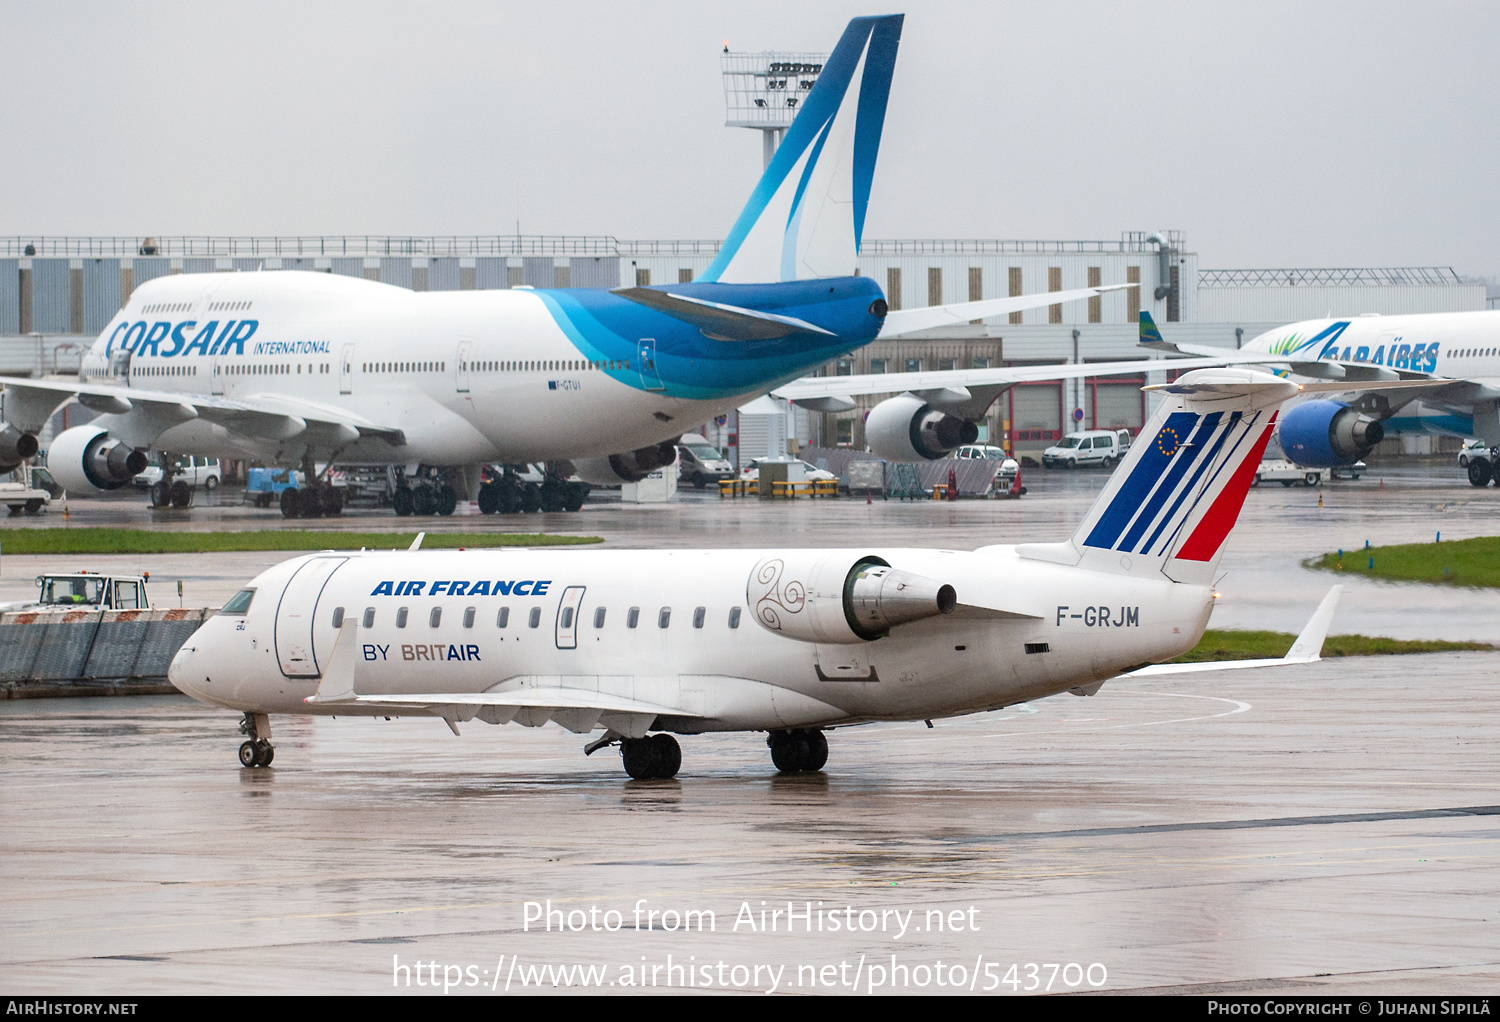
[170,480,193,508]
[150,481,172,508]
[563,482,587,513]
[477,483,499,514]
[540,477,569,513]
[521,482,542,513]
[436,484,457,516]
[412,486,437,516]
[1468,458,1492,487]
[393,486,414,515]
[620,733,681,780]
[768,729,828,773]
[279,487,302,518]
[238,740,273,768]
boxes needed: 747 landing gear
[619,733,681,780]
[238,711,275,768]
[768,729,828,773]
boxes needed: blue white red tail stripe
[1081,408,1276,567]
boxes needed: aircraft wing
[0,375,406,447]
[770,354,1238,418]
[879,283,1136,338]
[1125,586,1342,678]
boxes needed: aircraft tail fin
[701,15,903,284]
[1137,311,1172,349]
[1041,368,1298,586]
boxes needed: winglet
[305,618,360,703]
[1284,585,1342,662]
[408,532,425,551]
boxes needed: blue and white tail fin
[1024,369,1298,586]
[701,15,903,285]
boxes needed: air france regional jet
[171,367,1359,779]
[0,14,1139,519]
[1137,310,1500,486]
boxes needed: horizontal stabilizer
[1125,586,1342,678]
[613,287,835,341]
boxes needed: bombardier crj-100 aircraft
[171,367,1353,778]
[0,14,1135,518]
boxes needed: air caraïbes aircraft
[171,367,1353,779]
[1138,310,1500,486]
[0,14,1132,519]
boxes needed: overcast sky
[5,1,1497,275]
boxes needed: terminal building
[0,234,1487,463]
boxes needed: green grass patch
[1307,535,1500,588]
[0,528,602,554]
[1171,629,1492,663]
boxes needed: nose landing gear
[238,712,275,768]
[768,729,828,773]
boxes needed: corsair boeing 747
[1,14,1146,518]
[171,367,1360,778]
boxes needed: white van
[676,434,735,489]
[1042,430,1132,469]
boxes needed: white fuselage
[80,271,757,466]
[1244,311,1500,438]
[169,547,1214,733]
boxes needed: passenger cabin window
[363,607,375,628]
[396,607,408,628]
[221,588,255,615]
[627,607,640,629]
[528,607,541,628]
[728,607,741,629]
[593,607,606,628]
[463,607,476,628]
[693,607,706,628]
[658,607,671,629]
[497,607,510,628]
[429,607,442,628]
[331,607,345,628]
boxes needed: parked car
[134,455,221,491]
[1042,430,1132,469]
[739,458,837,483]
[1457,440,1489,468]
[676,434,735,489]
[949,444,1021,489]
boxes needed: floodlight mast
[721,49,829,169]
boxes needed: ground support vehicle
[1253,458,1327,487]
[1041,430,1132,469]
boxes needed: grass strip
[1171,629,1491,663]
[1307,535,1500,589]
[0,528,601,554]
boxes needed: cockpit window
[221,588,255,615]
[40,576,107,606]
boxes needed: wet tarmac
[0,462,1497,994]
[2,656,1497,995]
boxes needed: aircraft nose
[168,643,205,700]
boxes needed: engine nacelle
[571,439,680,486]
[747,552,956,644]
[46,426,149,494]
[1279,399,1385,467]
[865,393,979,462]
[0,424,40,474]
